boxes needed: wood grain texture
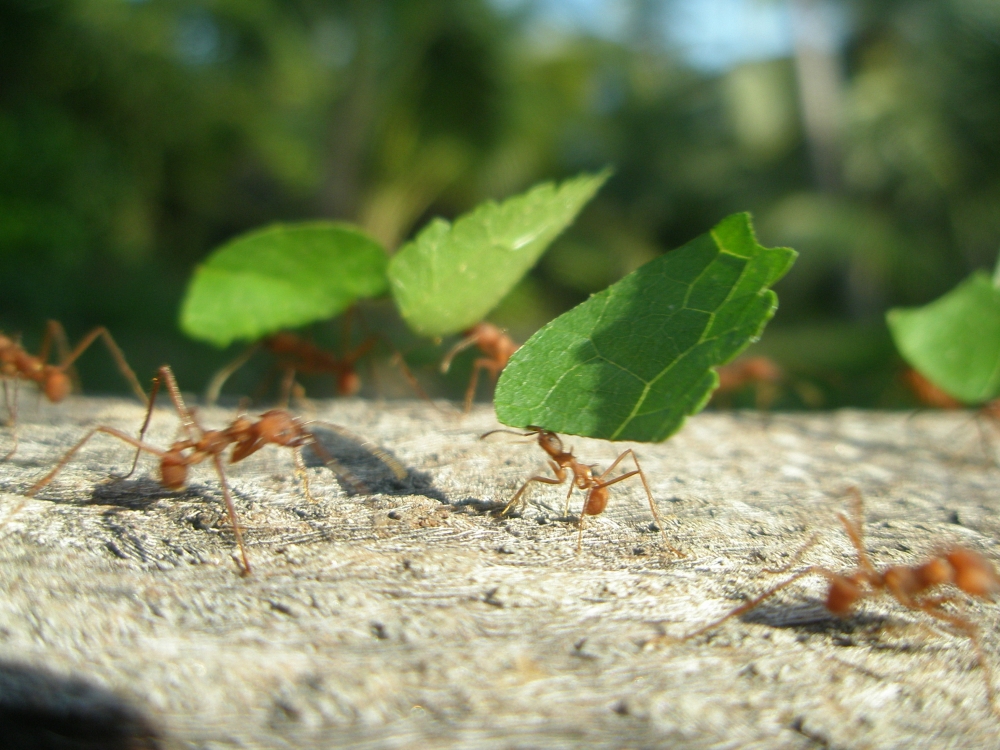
[0,397,998,748]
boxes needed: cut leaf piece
[180,222,388,347]
[387,170,610,337]
[494,213,796,442]
[887,271,1000,404]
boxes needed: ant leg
[0,425,168,532]
[2,378,19,462]
[26,426,167,498]
[204,342,262,406]
[390,352,437,405]
[668,566,835,644]
[763,532,821,574]
[306,421,406,481]
[440,332,480,374]
[595,449,684,557]
[463,359,498,414]
[911,598,995,712]
[502,471,565,516]
[839,487,875,575]
[57,327,148,405]
[277,367,297,410]
[291,447,315,503]
[974,412,998,466]
[210,454,252,575]
[562,471,575,517]
[157,365,202,444]
[115,373,163,481]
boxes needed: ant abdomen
[583,487,609,516]
[160,453,188,490]
[43,369,71,402]
[826,576,860,615]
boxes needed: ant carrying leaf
[17,365,405,575]
[482,427,683,556]
[494,213,797,443]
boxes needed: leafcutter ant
[20,364,406,575]
[671,488,1000,713]
[204,331,378,407]
[482,426,683,556]
[1,321,147,459]
[441,322,519,413]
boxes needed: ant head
[535,429,563,455]
[160,451,188,490]
[257,409,301,445]
[43,368,72,402]
[337,370,361,397]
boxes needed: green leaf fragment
[387,170,610,337]
[494,212,797,442]
[887,271,1000,404]
[180,222,388,347]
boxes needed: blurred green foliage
[2,0,999,407]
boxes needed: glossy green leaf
[387,170,609,337]
[180,222,388,347]
[887,271,1000,404]
[494,213,797,442]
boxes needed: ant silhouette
[482,426,683,556]
[441,322,519,413]
[19,364,406,575]
[669,488,1000,713]
[1,321,147,459]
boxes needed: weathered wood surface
[0,397,998,749]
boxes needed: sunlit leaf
[494,213,796,442]
[887,271,1000,404]
[180,222,388,348]
[387,170,610,337]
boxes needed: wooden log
[0,397,998,748]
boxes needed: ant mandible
[671,488,1000,713]
[441,322,519,413]
[482,426,683,556]
[21,364,406,575]
[1,321,148,459]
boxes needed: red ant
[441,322,519,413]
[670,488,1000,712]
[711,356,784,409]
[1,321,147,459]
[205,331,378,407]
[20,365,406,575]
[482,427,683,556]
